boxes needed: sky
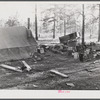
[0,2,35,23]
[0,2,99,41]
[0,2,98,24]
[0,2,59,23]
[0,2,61,26]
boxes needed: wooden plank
[22,61,31,71]
[66,83,75,87]
[50,69,68,78]
[0,64,22,72]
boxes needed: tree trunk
[35,4,38,40]
[98,4,100,42]
[53,15,55,39]
[64,19,66,36]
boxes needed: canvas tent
[0,26,37,62]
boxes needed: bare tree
[5,17,20,27]
[5,13,20,27]
[41,5,58,39]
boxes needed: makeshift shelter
[0,26,37,62]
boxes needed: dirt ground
[0,49,100,90]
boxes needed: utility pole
[98,4,100,42]
[35,4,38,40]
[27,18,30,29]
[82,4,85,45]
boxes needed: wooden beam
[0,64,22,72]
[22,61,31,71]
[50,69,68,78]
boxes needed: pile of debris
[36,32,80,59]
[58,32,100,62]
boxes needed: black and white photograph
[0,1,100,93]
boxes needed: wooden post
[98,4,100,42]
[82,4,85,45]
[35,4,38,40]
[27,18,30,29]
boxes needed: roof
[0,26,37,62]
[0,26,33,49]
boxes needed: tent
[0,26,37,62]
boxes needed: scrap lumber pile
[0,60,32,72]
